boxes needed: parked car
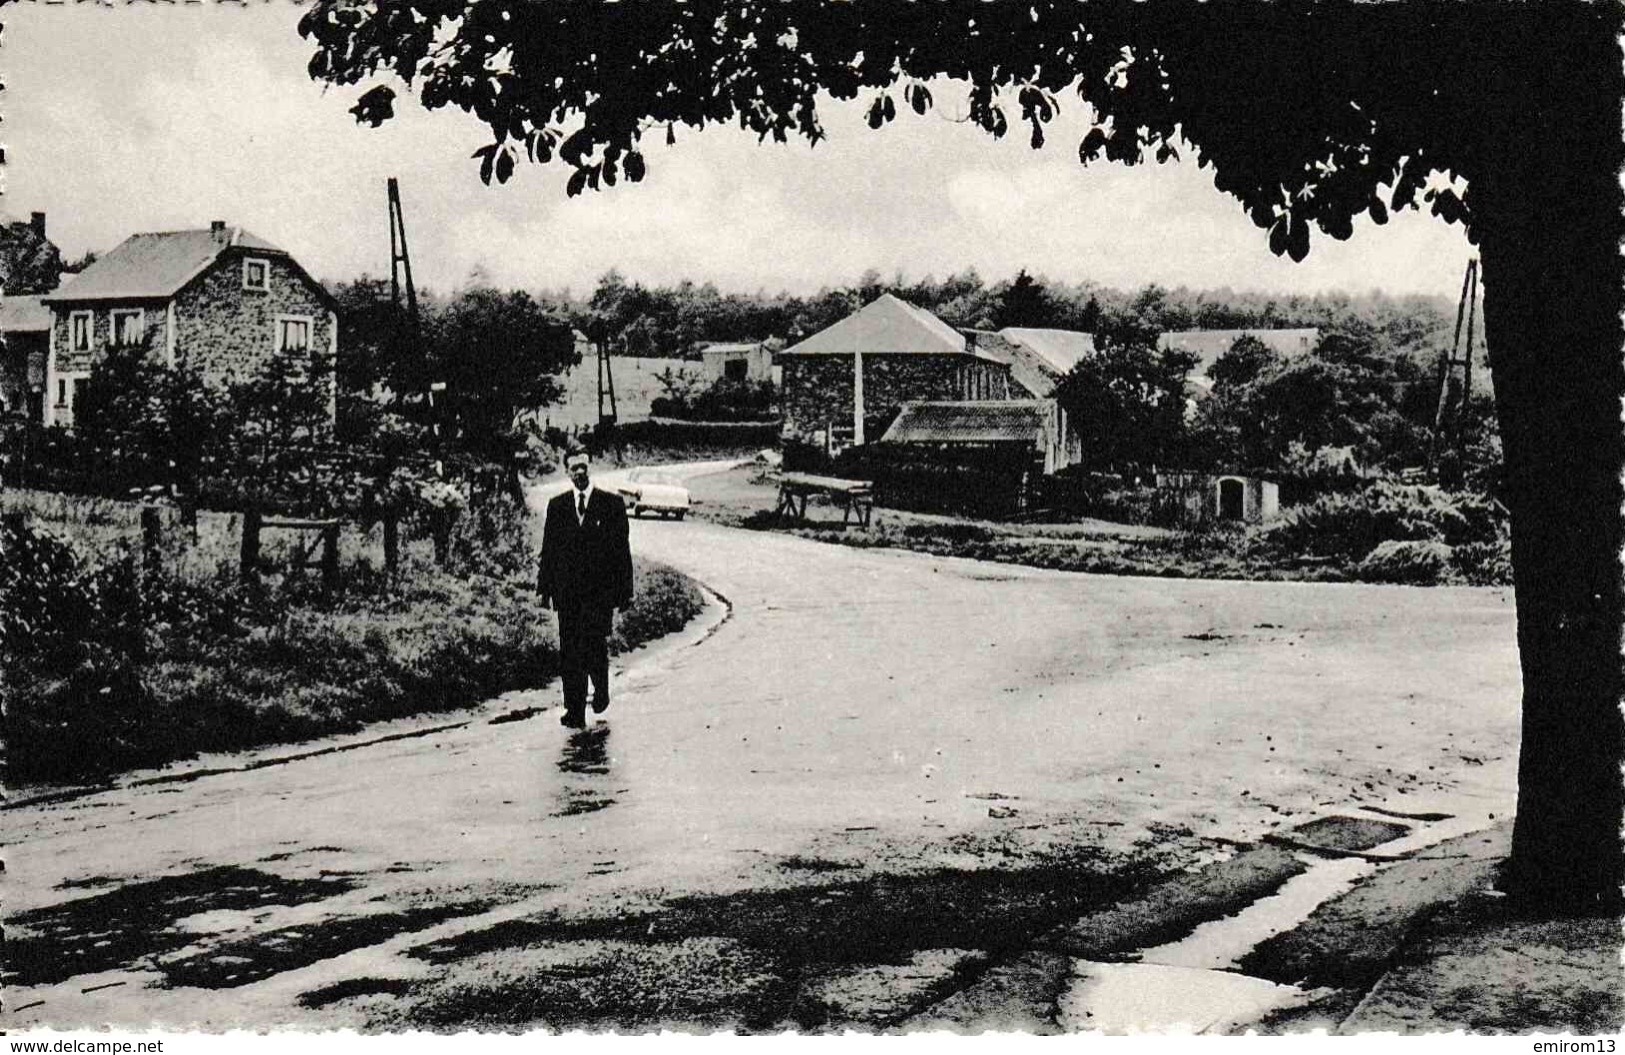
[617,468,690,520]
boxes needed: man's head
[564,447,591,491]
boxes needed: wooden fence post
[1,511,24,556]
[239,509,262,584]
[321,522,340,593]
[431,511,453,567]
[382,512,400,576]
[140,505,162,577]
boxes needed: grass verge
[2,491,705,788]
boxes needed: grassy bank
[1,490,705,788]
[686,464,1510,586]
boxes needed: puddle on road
[1058,810,1449,1034]
[1145,856,1374,970]
[1058,960,1317,1034]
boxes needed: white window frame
[69,310,93,353]
[243,256,271,292]
[109,307,146,349]
[274,314,316,354]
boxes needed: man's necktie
[577,493,587,523]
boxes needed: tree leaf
[350,85,397,128]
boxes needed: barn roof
[1158,328,1320,377]
[43,227,291,303]
[998,327,1096,376]
[882,399,1057,445]
[780,293,1002,362]
[0,294,52,333]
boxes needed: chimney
[29,212,45,239]
[210,220,226,240]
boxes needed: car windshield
[644,472,681,487]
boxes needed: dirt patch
[5,866,357,987]
[298,976,418,1008]
[411,850,1147,971]
[1270,815,1409,853]
[397,850,1156,1029]
[394,937,795,1032]
[1241,828,1502,990]
[1034,846,1308,958]
[156,902,488,989]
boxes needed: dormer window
[243,257,270,292]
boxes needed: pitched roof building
[38,222,337,426]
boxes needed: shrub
[1356,539,1454,585]
[901,522,997,544]
[1262,481,1503,562]
[1451,538,1514,586]
[449,491,537,579]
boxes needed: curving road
[4,465,1521,1029]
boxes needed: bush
[1451,538,1513,586]
[1356,539,1454,585]
[449,491,537,579]
[1262,481,1504,562]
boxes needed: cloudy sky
[7,3,1474,300]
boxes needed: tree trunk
[1474,51,1623,907]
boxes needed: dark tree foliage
[1208,335,1279,392]
[429,286,578,499]
[993,270,1062,330]
[74,342,230,498]
[302,1,1624,906]
[1053,338,1196,476]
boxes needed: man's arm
[608,492,634,609]
[536,495,559,607]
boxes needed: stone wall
[174,250,335,385]
[781,353,1013,437]
[51,300,170,375]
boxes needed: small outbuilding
[882,399,1078,474]
[1158,471,1281,524]
[701,341,775,385]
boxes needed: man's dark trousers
[556,601,612,719]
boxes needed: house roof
[882,399,1057,445]
[701,342,763,357]
[0,295,52,333]
[998,327,1096,376]
[43,227,290,304]
[1158,328,1320,377]
[780,293,1001,362]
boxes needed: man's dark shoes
[590,694,609,715]
[560,710,587,729]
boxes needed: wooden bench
[774,472,875,528]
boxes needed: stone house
[0,296,52,420]
[38,222,336,427]
[778,293,1018,449]
[0,211,64,296]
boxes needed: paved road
[5,470,1522,1029]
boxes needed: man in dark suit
[538,446,635,728]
